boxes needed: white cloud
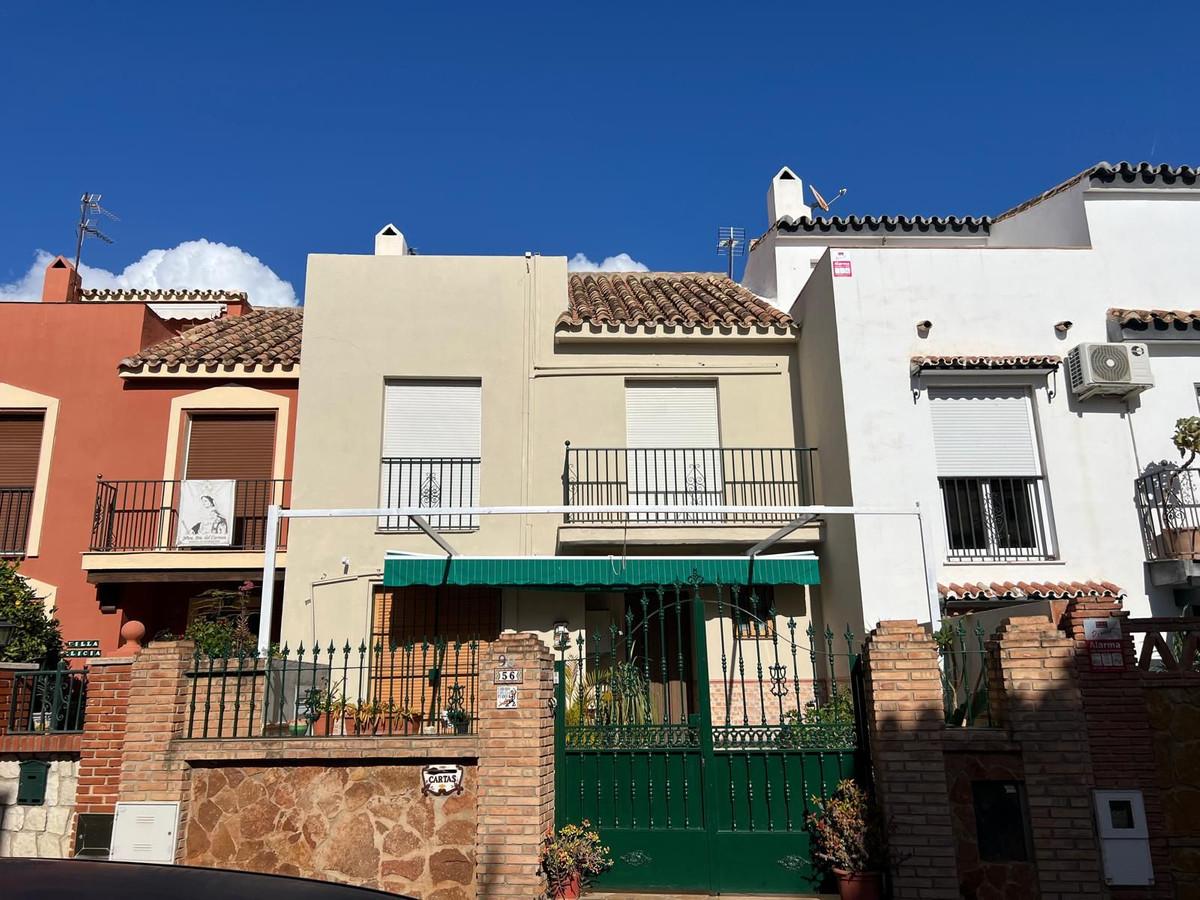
[0,239,298,307]
[567,252,649,273]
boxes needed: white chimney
[767,166,811,225]
[375,223,409,256]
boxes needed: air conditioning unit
[1066,342,1154,400]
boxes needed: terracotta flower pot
[551,872,581,900]
[1165,527,1200,560]
[401,715,422,735]
[833,869,883,900]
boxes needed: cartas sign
[421,764,465,796]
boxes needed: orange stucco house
[0,257,300,656]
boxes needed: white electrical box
[110,801,180,865]
[1094,790,1153,886]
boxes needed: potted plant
[807,779,887,900]
[445,706,471,735]
[540,820,612,899]
[1158,417,1200,559]
[395,704,423,735]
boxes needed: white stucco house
[743,162,1200,625]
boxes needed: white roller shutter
[929,387,1040,477]
[626,382,720,448]
[380,381,481,528]
[625,382,721,519]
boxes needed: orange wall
[0,301,298,652]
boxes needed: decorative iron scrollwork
[621,850,652,867]
[778,855,808,871]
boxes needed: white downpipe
[257,502,932,654]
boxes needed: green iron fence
[937,618,993,727]
[554,576,863,895]
[8,665,88,734]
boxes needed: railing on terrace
[1126,617,1200,673]
[562,445,817,524]
[7,665,88,734]
[183,638,481,739]
[1134,466,1200,562]
[379,457,481,532]
[89,478,289,552]
[939,475,1053,562]
[0,486,34,557]
[937,619,992,727]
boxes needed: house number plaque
[494,667,523,684]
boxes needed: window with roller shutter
[0,413,44,556]
[929,387,1055,561]
[379,381,482,531]
[181,413,277,548]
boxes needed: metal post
[916,501,941,628]
[257,504,280,655]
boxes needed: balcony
[0,487,33,557]
[89,478,290,552]
[379,457,481,532]
[1135,466,1200,587]
[562,446,817,526]
[939,475,1054,562]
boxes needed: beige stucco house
[276,227,851,729]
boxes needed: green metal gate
[554,573,863,895]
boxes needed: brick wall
[475,633,555,899]
[1060,598,1175,899]
[862,620,959,899]
[987,615,1103,899]
[1143,683,1200,900]
[74,658,132,818]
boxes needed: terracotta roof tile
[119,308,302,373]
[560,272,794,331]
[910,354,1062,375]
[1108,308,1200,329]
[776,214,991,235]
[938,580,1124,602]
[80,287,249,302]
[995,161,1200,223]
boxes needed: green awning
[382,555,819,589]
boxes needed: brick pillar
[0,663,37,735]
[988,616,1103,899]
[1061,598,1174,899]
[74,658,133,819]
[474,633,555,899]
[862,620,958,899]
[117,641,196,859]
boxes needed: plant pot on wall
[833,869,883,900]
[1164,527,1200,560]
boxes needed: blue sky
[0,1,1195,304]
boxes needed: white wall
[783,191,1200,622]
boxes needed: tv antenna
[74,193,119,271]
[809,184,847,213]
[716,226,745,277]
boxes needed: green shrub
[0,563,63,665]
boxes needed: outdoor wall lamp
[1055,320,1073,335]
[553,621,570,651]
[916,319,932,337]
[0,620,14,650]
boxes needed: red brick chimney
[42,256,82,302]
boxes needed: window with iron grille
[929,387,1055,562]
[379,381,481,531]
[370,586,499,731]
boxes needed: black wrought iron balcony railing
[89,478,290,552]
[562,446,817,524]
[1135,466,1200,562]
[379,457,481,532]
[0,486,34,557]
[939,475,1054,562]
[7,666,88,734]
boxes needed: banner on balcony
[176,479,235,547]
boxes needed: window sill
[374,529,480,536]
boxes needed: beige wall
[284,252,808,649]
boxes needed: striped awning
[382,555,819,589]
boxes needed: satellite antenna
[809,184,847,213]
[716,226,745,278]
[73,193,119,271]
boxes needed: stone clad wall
[184,762,476,899]
[0,757,79,858]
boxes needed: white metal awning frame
[257,502,939,652]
